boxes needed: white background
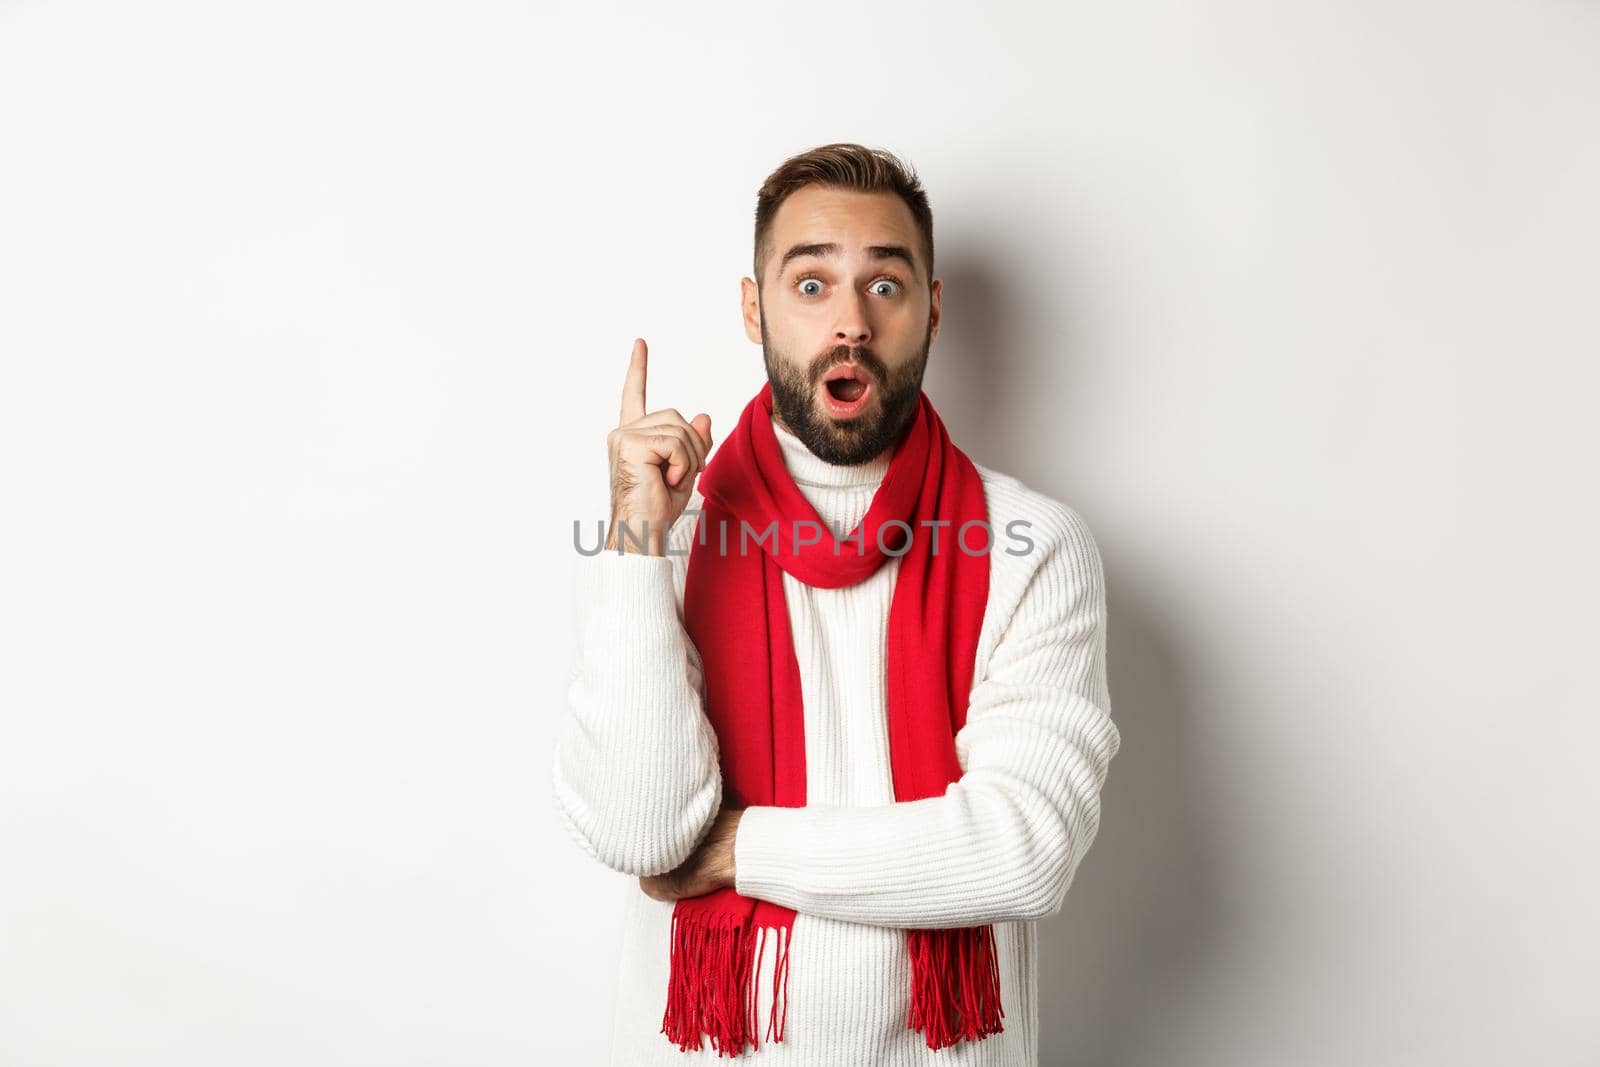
[2,2,1596,1064]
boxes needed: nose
[833,288,871,346]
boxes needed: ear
[928,277,942,346]
[740,276,762,344]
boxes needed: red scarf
[662,380,1003,1055]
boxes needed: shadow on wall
[926,237,1233,1066]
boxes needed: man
[553,143,1120,1065]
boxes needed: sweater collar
[771,416,890,491]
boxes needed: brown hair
[752,142,934,290]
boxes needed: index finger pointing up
[619,337,648,426]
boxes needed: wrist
[721,808,745,887]
[605,512,667,556]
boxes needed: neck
[769,418,892,490]
[768,418,887,538]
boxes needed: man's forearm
[730,731,1109,930]
[551,549,722,878]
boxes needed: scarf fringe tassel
[661,914,1003,1054]
[908,924,1006,1050]
[661,910,790,1057]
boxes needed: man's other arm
[551,339,721,878]
[732,499,1120,927]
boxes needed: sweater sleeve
[732,501,1120,928]
[550,505,722,878]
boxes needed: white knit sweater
[553,420,1120,1065]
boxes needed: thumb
[691,412,713,450]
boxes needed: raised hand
[604,338,714,555]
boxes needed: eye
[797,277,824,297]
[870,278,901,297]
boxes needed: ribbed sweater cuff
[574,550,680,639]
[732,804,797,903]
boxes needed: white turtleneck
[553,417,1120,1066]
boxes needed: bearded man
[554,142,1121,1066]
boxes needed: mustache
[810,345,888,385]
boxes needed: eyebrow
[777,241,919,281]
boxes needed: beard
[760,312,932,467]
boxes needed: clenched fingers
[630,407,711,473]
[610,425,703,490]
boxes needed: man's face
[741,185,942,466]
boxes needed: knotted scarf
[662,380,1003,1055]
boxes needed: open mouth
[820,363,874,418]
